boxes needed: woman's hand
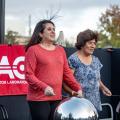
[100,80,112,96]
[77,90,83,97]
[71,91,78,96]
[71,90,83,97]
[44,86,55,96]
[102,87,112,96]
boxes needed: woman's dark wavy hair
[25,19,55,51]
[75,29,99,50]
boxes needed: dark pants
[28,100,60,120]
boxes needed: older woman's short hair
[75,29,99,50]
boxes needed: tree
[64,40,74,47]
[98,5,120,48]
[5,30,19,44]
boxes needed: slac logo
[0,56,25,79]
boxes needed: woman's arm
[61,47,82,92]
[99,80,112,96]
[62,82,78,96]
[62,67,81,97]
[25,47,48,91]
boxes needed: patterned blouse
[68,52,103,111]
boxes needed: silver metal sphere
[54,97,98,120]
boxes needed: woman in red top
[25,19,82,120]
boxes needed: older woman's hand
[77,90,83,97]
[102,87,112,96]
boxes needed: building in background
[56,31,66,46]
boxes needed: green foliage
[98,5,120,48]
[65,40,74,47]
[5,30,19,44]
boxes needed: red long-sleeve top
[25,44,81,101]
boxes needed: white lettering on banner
[0,81,6,84]
[0,80,27,84]
[0,56,25,79]
[6,80,27,84]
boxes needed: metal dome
[54,97,98,120]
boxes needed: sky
[5,0,120,43]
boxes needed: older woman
[63,29,112,112]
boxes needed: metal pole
[0,0,5,44]
[29,14,31,36]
